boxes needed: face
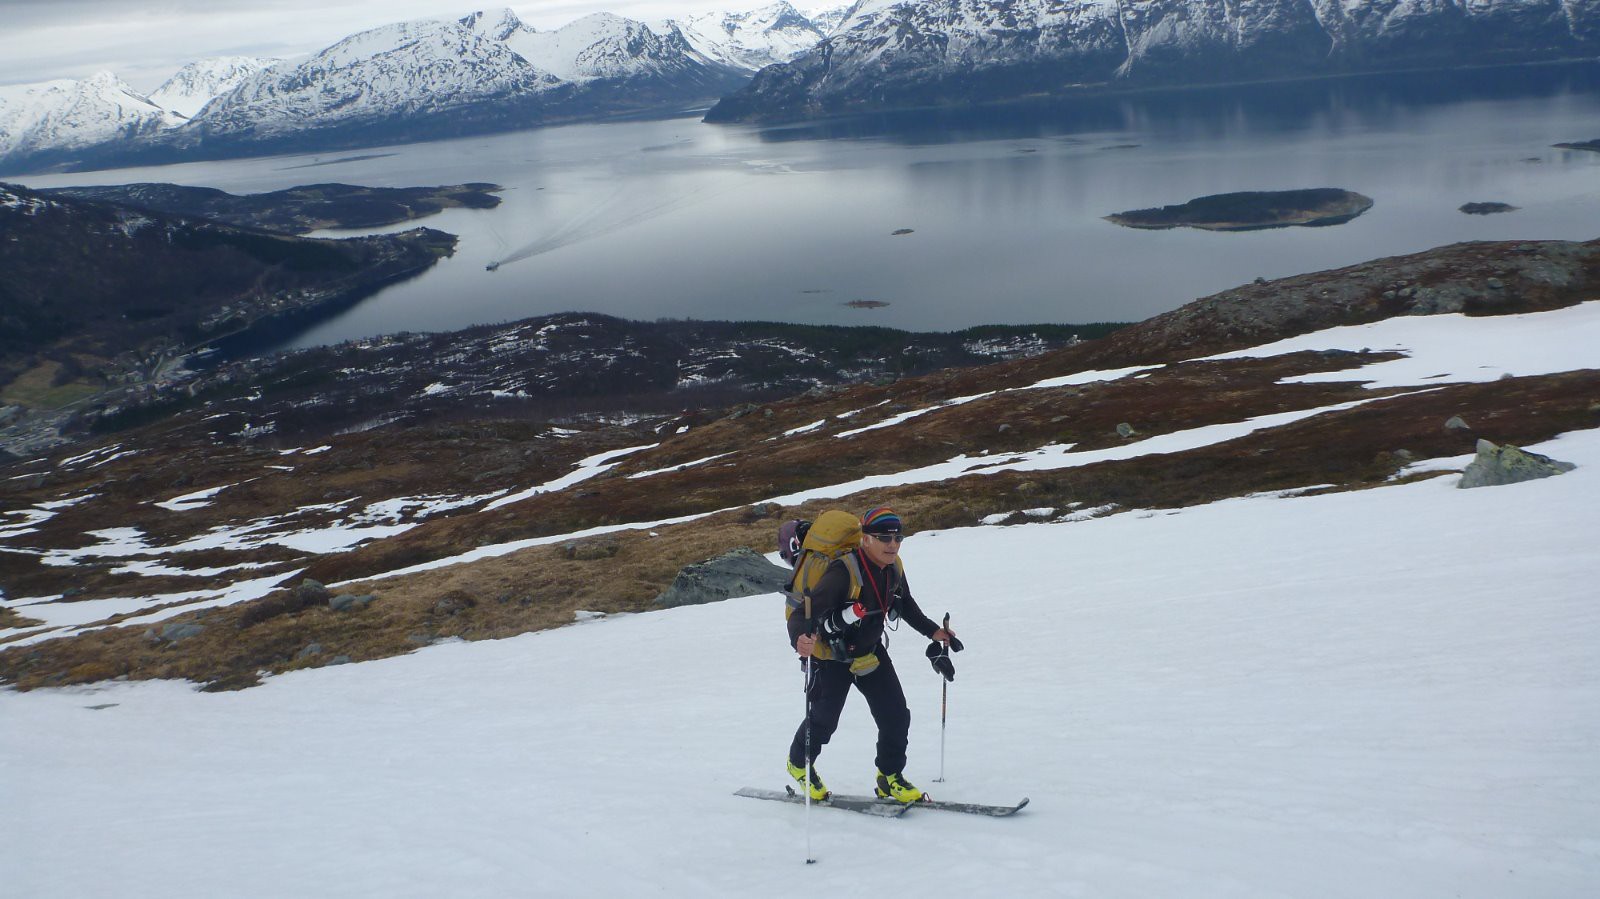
[860,531,903,566]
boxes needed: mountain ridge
[705,0,1600,123]
[147,57,279,119]
[0,5,832,175]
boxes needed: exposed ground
[2,236,1597,691]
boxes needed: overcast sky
[0,1,795,91]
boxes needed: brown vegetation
[3,237,1598,692]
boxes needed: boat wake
[491,185,716,270]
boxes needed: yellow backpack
[782,509,903,661]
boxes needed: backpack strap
[838,552,864,601]
[782,554,829,616]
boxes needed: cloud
[0,1,476,88]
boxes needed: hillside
[3,323,1597,897]
[0,182,456,455]
[1,236,1596,692]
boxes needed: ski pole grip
[941,612,963,653]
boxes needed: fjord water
[20,64,1600,348]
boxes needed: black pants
[788,649,911,777]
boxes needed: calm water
[17,64,1600,349]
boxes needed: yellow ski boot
[787,759,829,801]
[875,770,926,804]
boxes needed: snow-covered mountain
[805,3,854,35]
[147,57,279,119]
[707,0,1600,122]
[157,8,752,162]
[169,8,756,157]
[0,73,181,164]
[669,2,831,71]
[180,17,566,145]
[473,9,736,87]
[0,7,763,174]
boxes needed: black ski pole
[935,612,950,783]
[803,598,817,865]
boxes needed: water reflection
[751,63,1600,146]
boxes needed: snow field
[4,428,1597,897]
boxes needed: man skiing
[787,506,957,804]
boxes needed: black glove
[926,640,956,682]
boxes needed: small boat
[485,261,500,272]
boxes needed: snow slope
[3,313,1599,896]
[670,2,829,70]
[3,430,1596,897]
[147,57,279,119]
[0,72,182,159]
[496,12,709,83]
[189,18,561,139]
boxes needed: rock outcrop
[1458,439,1576,488]
[655,547,792,608]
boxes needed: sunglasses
[867,533,905,544]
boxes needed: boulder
[1458,439,1575,489]
[295,579,331,604]
[563,540,619,561]
[433,594,474,616]
[655,547,792,609]
[329,593,374,612]
[151,622,204,643]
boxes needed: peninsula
[41,182,502,234]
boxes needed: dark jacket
[788,549,939,661]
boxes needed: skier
[787,506,958,804]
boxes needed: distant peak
[460,8,527,40]
[569,11,630,28]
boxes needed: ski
[734,786,911,817]
[828,792,1029,817]
[903,795,1029,817]
[736,787,1028,818]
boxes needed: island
[1460,202,1519,215]
[1105,189,1374,232]
[40,182,502,235]
[1553,139,1600,153]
